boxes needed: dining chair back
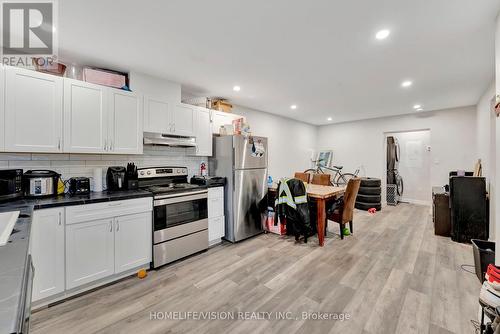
[311,173,331,186]
[294,172,310,183]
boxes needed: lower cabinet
[31,208,65,302]
[114,212,152,273]
[65,218,115,289]
[208,187,225,245]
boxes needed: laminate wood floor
[31,204,481,334]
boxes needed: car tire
[356,194,381,203]
[360,177,381,187]
[355,201,382,211]
[358,186,381,195]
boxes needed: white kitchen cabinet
[211,110,245,135]
[192,108,212,156]
[208,186,225,245]
[31,208,65,302]
[0,65,4,151]
[108,89,143,154]
[65,218,115,289]
[172,103,196,136]
[64,78,108,153]
[144,96,171,134]
[4,66,63,153]
[114,212,152,273]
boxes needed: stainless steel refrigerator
[211,135,268,242]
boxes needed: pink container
[83,68,126,89]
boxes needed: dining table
[269,183,346,246]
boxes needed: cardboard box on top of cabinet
[213,100,233,113]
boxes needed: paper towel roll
[93,168,103,192]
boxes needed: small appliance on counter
[68,177,91,196]
[22,170,60,198]
[0,169,23,202]
[126,163,139,190]
[106,166,126,191]
[190,175,226,187]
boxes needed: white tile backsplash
[0,147,207,181]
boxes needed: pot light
[327,117,333,121]
[290,105,297,110]
[401,80,413,88]
[233,85,241,92]
[413,104,421,109]
[416,108,423,111]
[375,29,390,40]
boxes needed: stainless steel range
[138,167,208,268]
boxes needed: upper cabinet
[211,110,245,135]
[64,78,143,155]
[64,79,108,153]
[0,65,4,151]
[172,104,196,136]
[191,107,212,156]
[4,66,63,153]
[143,96,170,134]
[108,89,143,154]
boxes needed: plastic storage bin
[472,239,495,282]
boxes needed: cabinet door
[66,218,115,289]
[0,65,4,151]
[144,96,172,134]
[173,104,195,136]
[208,187,224,219]
[64,79,108,153]
[114,212,152,274]
[31,208,65,302]
[5,67,63,152]
[208,216,225,245]
[108,90,143,154]
[193,108,212,156]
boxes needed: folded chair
[326,178,361,239]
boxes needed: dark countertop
[0,190,153,333]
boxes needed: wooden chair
[311,173,331,186]
[294,172,310,183]
[326,178,361,239]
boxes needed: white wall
[232,105,317,180]
[129,71,181,102]
[495,13,500,265]
[476,82,496,239]
[317,106,477,203]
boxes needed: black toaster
[68,177,91,196]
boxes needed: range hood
[143,132,197,147]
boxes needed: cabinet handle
[104,139,107,151]
[57,138,61,150]
[58,212,62,226]
[116,219,120,231]
[109,220,113,232]
[110,140,113,151]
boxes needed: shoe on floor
[480,281,500,308]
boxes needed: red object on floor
[368,208,377,214]
[486,264,500,290]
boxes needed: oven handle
[154,191,208,206]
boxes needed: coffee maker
[106,166,126,191]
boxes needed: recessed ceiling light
[327,117,333,121]
[401,80,413,88]
[416,108,423,111]
[413,104,421,109]
[290,105,297,110]
[233,85,241,92]
[375,29,390,40]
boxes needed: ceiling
[58,0,500,125]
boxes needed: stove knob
[147,171,151,175]
[140,171,145,176]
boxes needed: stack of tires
[355,177,382,211]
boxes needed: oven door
[153,191,208,240]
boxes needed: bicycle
[304,159,360,186]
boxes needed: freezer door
[231,168,267,242]
[234,135,268,170]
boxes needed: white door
[173,104,195,136]
[0,65,4,151]
[5,67,63,152]
[194,108,212,156]
[64,78,108,153]
[108,90,143,154]
[66,218,115,289]
[114,212,152,274]
[31,208,65,302]
[144,96,172,134]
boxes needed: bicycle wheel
[335,173,356,186]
